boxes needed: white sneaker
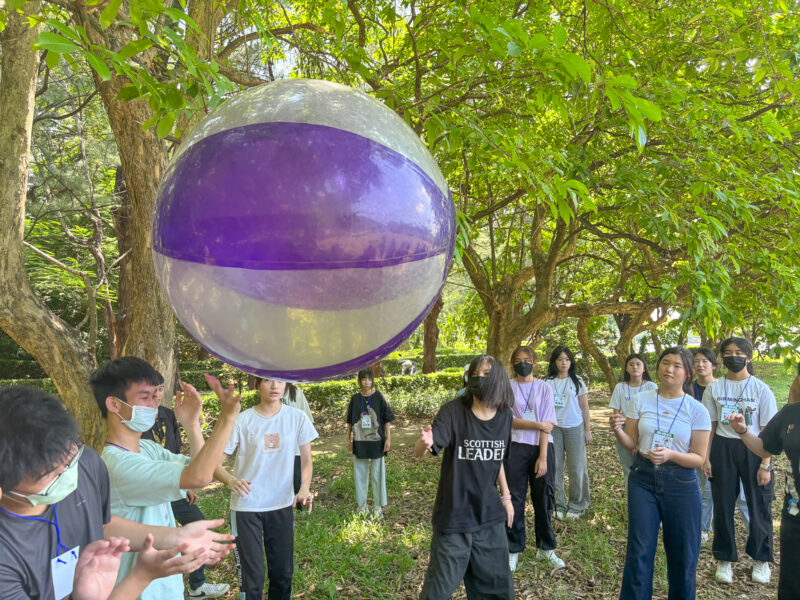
[555,510,566,520]
[565,511,581,520]
[188,583,231,598]
[715,561,733,584]
[508,552,519,572]
[356,504,368,515]
[752,561,771,583]
[536,548,566,569]
[372,506,383,520]
[700,531,709,543]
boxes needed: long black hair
[623,353,653,383]
[463,354,514,411]
[720,337,755,375]
[545,346,582,394]
[656,347,695,395]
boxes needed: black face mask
[723,355,748,373]
[513,362,533,377]
[467,376,487,396]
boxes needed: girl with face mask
[504,346,563,572]
[701,337,778,585]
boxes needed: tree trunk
[0,2,105,446]
[577,317,616,392]
[422,295,443,373]
[651,330,663,357]
[110,166,132,359]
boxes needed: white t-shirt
[281,387,314,457]
[702,375,777,439]
[546,376,588,428]
[625,390,711,454]
[224,405,318,512]
[609,380,658,415]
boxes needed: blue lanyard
[105,440,152,459]
[0,503,71,558]
[360,394,373,414]
[656,393,686,435]
[723,376,752,404]
[516,381,535,414]
[626,383,642,403]
[694,382,700,400]
[556,378,569,397]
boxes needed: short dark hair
[357,370,374,384]
[0,386,81,492]
[657,347,695,394]
[463,354,514,411]
[90,356,161,418]
[693,347,718,367]
[510,345,536,364]
[623,353,653,383]
[720,337,755,375]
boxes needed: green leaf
[45,50,61,69]
[116,85,141,101]
[528,33,547,50]
[636,124,647,149]
[636,98,662,121]
[141,112,159,131]
[119,38,153,59]
[85,52,111,81]
[553,23,567,49]
[507,41,522,57]
[157,113,175,139]
[754,67,767,83]
[99,0,123,28]
[561,52,591,82]
[34,32,79,54]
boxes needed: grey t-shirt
[0,446,111,600]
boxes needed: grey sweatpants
[552,424,590,514]
[353,456,387,508]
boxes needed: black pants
[232,506,294,600]
[171,497,206,589]
[779,511,800,600]
[505,441,556,553]
[420,521,514,600]
[709,435,774,562]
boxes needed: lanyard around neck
[723,376,752,403]
[0,503,70,556]
[360,394,373,414]
[516,380,536,415]
[656,393,686,435]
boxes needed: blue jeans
[620,456,701,600]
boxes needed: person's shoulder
[612,382,625,393]
[80,445,109,475]
[643,380,658,389]
[637,388,658,404]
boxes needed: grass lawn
[193,362,795,599]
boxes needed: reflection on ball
[152,79,455,381]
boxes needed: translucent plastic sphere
[152,79,455,381]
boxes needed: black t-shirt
[346,391,395,459]
[760,402,800,517]
[429,398,513,534]
[141,405,182,454]
[0,447,111,599]
[693,381,707,402]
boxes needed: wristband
[500,494,512,501]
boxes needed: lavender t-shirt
[510,379,556,446]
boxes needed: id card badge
[553,393,566,409]
[523,409,537,421]
[651,430,674,451]
[720,404,738,424]
[51,545,79,600]
[360,414,372,429]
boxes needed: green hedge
[0,360,47,379]
[198,372,464,420]
[0,378,57,393]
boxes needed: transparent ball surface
[152,79,455,380]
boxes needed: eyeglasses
[10,444,84,502]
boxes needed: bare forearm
[384,422,391,444]
[512,417,540,431]
[107,570,151,600]
[105,516,178,551]
[184,422,205,458]
[667,451,704,468]
[213,464,235,487]
[497,464,510,497]
[181,415,236,488]
[740,430,771,459]
[414,438,428,457]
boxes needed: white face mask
[113,398,158,432]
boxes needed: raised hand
[72,537,130,600]
[175,519,235,566]
[132,534,207,580]
[174,381,202,427]
[728,412,748,435]
[204,373,242,420]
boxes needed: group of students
[1,339,799,600]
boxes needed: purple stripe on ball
[153,122,453,270]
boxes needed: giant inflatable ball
[152,79,455,381]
